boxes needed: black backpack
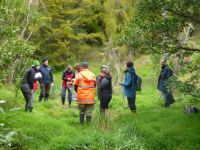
[133,73,142,91]
[136,75,142,91]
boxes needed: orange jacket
[74,69,96,104]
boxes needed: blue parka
[121,67,137,97]
[157,65,172,92]
[39,65,53,84]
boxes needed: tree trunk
[174,24,192,75]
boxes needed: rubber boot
[38,96,43,102]
[80,114,85,125]
[44,94,49,101]
[86,116,92,123]
[62,98,65,105]
[68,99,72,107]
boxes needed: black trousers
[127,96,136,111]
[100,96,112,109]
[20,84,33,110]
[160,90,175,107]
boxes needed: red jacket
[33,81,38,92]
[62,70,75,88]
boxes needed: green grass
[0,56,200,150]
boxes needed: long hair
[65,65,72,72]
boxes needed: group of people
[20,58,175,124]
[61,62,113,124]
[20,58,53,112]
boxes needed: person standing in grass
[61,65,75,106]
[38,58,54,102]
[157,59,175,107]
[74,62,96,124]
[20,60,41,112]
[119,61,137,112]
[97,65,113,116]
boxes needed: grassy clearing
[0,56,200,150]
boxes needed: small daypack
[133,73,142,91]
[136,75,142,91]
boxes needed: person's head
[81,62,89,69]
[32,60,40,70]
[126,61,133,68]
[74,63,81,72]
[100,65,108,73]
[160,58,167,66]
[42,58,48,66]
[66,65,72,72]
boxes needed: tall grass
[0,56,200,150]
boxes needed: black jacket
[157,65,173,92]
[21,67,36,90]
[97,73,112,101]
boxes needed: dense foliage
[120,0,200,53]
[31,0,105,68]
[31,0,135,68]
[0,0,199,97]
[0,0,40,84]
[120,0,200,99]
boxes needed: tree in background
[32,0,106,69]
[102,0,135,84]
[120,0,200,99]
[0,0,40,84]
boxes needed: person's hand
[31,90,34,94]
[51,83,54,87]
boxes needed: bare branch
[20,0,32,38]
[25,31,33,41]
[167,8,200,24]
[176,46,200,53]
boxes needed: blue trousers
[61,87,72,105]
